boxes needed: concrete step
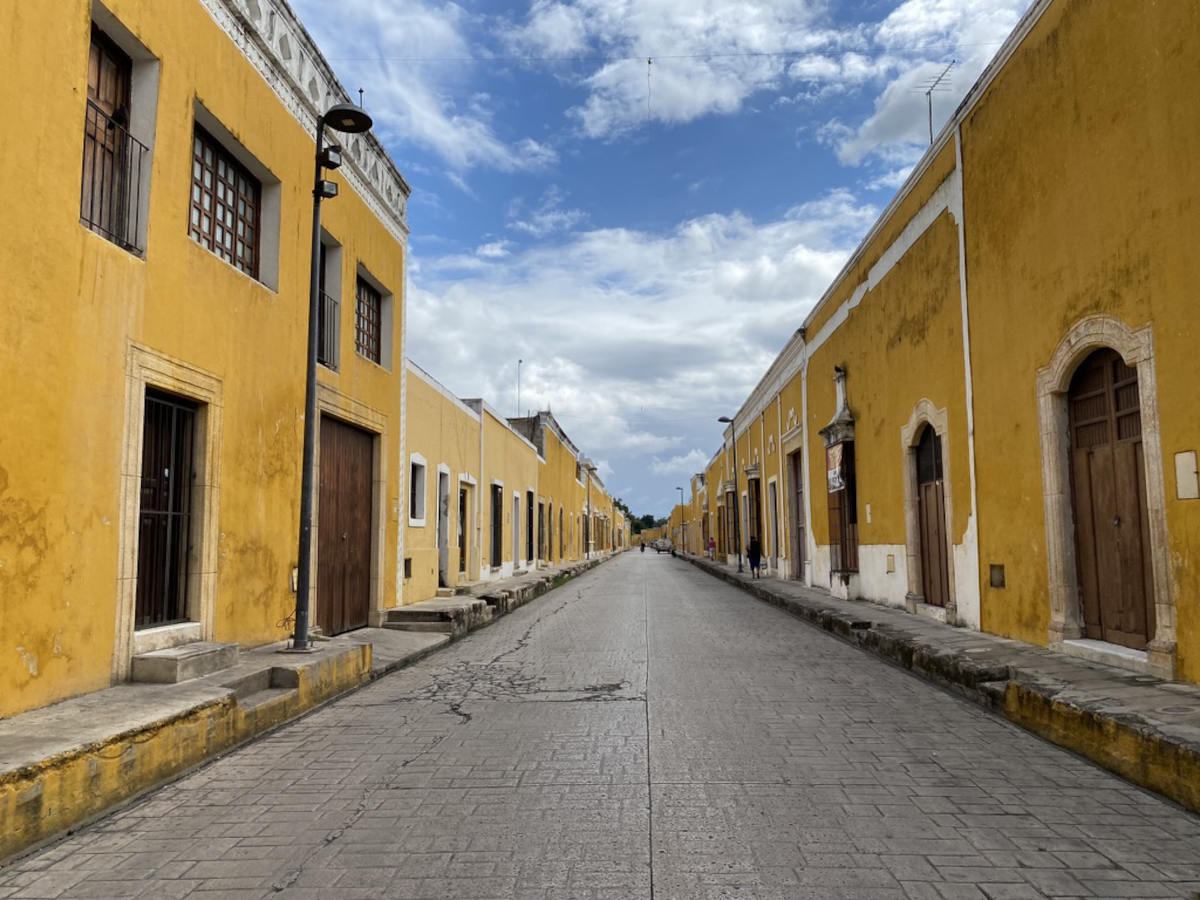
[131,641,238,684]
[222,667,300,711]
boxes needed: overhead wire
[325,43,1004,65]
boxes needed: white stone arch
[900,399,957,624]
[1036,314,1174,678]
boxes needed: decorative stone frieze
[201,0,410,243]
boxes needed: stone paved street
[4,553,1200,899]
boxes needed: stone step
[386,609,456,623]
[131,641,238,684]
[382,620,454,634]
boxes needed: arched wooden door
[915,425,950,608]
[1068,348,1154,649]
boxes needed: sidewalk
[682,553,1200,815]
[0,554,616,863]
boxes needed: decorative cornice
[200,0,411,244]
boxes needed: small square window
[989,564,1006,589]
[409,458,427,525]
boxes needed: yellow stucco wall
[963,0,1200,677]
[402,366,480,604]
[537,427,582,564]
[0,0,406,717]
[805,210,968,557]
[480,411,539,573]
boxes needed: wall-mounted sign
[826,443,844,492]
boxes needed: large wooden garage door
[317,416,373,635]
[1068,348,1153,649]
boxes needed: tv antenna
[915,61,955,144]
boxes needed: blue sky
[293,0,1030,518]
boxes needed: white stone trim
[953,128,982,631]
[407,451,428,527]
[114,345,223,681]
[1036,315,1175,678]
[900,399,958,626]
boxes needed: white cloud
[291,0,557,173]
[502,0,833,139]
[407,189,876,476]
[650,449,711,477]
[476,241,512,259]
[508,186,588,236]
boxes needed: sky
[292,0,1031,519]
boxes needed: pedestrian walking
[706,536,715,560]
[747,535,762,578]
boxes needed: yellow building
[0,0,410,718]
[402,401,621,607]
[402,362,481,601]
[684,0,1200,685]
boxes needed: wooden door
[526,491,534,563]
[136,391,195,628]
[458,487,468,574]
[1069,349,1153,649]
[490,485,503,567]
[789,450,805,579]
[83,27,132,240]
[317,417,373,635]
[437,472,450,587]
[915,426,950,608]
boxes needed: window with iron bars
[317,243,339,370]
[81,27,149,254]
[355,276,382,363]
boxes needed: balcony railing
[80,100,149,254]
[318,289,339,370]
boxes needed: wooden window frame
[355,275,382,363]
[189,125,261,278]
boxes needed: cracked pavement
[3,553,1200,898]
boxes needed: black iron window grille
[81,100,149,254]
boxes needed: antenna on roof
[915,61,956,144]
[646,58,653,121]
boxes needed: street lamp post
[291,103,374,652]
[718,416,744,573]
[676,485,685,553]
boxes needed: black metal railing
[80,100,149,254]
[318,289,339,370]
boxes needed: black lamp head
[323,103,373,134]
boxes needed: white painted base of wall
[855,544,909,610]
[478,562,517,583]
[953,514,981,629]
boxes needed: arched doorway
[915,424,950,609]
[1067,348,1154,649]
